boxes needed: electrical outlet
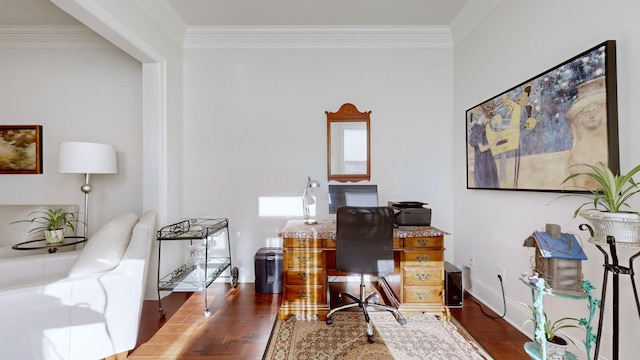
[496,266,506,281]
[468,254,475,267]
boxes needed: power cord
[469,274,506,319]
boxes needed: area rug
[263,312,493,360]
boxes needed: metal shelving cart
[156,218,239,317]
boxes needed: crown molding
[0,25,111,48]
[183,25,453,49]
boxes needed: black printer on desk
[388,201,431,226]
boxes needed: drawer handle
[417,239,429,246]
[297,272,309,281]
[416,273,430,281]
[416,292,431,300]
[297,239,310,246]
[416,256,430,263]
[298,290,310,299]
[297,256,309,264]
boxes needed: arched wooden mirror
[326,103,371,182]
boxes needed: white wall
[183,46,455,282]
[0,43,142,233]
[453,1,640,359]
[5,2,639,357]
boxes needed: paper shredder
[254,247,283,293]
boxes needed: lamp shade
[58,142,118,174]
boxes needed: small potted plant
[558,161,640,244]
[524,307,581,360]
[11,208,81,244]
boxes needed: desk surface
[279,219,449,239]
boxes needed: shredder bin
[254,247,283,293]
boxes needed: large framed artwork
[0,125,43,174]
[466,40,619,192]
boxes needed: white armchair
[0,210,157,360]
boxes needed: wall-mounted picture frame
[0,125,43,174]
[466,40,619,192]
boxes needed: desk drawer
[283,237,323,249]
[404,236,443,249]
[284,285,326,303]
[285,250,324,268]
[403,251,443,266]
[286,268,326,285]
[326,238,400,248]
[404,286,442,304]
[403,267,443,286]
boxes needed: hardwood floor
[131,283,531,359]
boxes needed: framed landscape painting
[0,125,43,174]
[466,40,619,192]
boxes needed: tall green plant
[559,162,640,217]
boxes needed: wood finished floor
[131,282,531,359]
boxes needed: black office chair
[325,206,407,343]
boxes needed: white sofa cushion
[69,212,138,277]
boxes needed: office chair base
[326,276,407,343]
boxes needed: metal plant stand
[522,278,599,360]
[580,224,640,360]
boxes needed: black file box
[254,247,283,293]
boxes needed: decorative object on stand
[523,223,588,296]
[58,141,118,236]
[559,161,640,245]
[10,208,82,244]
[302,176,320,224]
[0,125,43,174]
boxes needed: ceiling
[1,0,470,27]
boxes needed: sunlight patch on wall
[258,195,315,217]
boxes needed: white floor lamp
[58,142,118,237]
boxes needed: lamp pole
[81,173,92,237]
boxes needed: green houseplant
[560,162,640,216]
[524,306,581,360]
[558,162,640,244]
[11,208,81,244]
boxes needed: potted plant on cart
[524,306,581,360]
[11,208,82,244]
[558,161,640,244]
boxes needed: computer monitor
[328,185,379,214]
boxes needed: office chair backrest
[335,206,395,276]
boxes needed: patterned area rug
[263,312,493,360]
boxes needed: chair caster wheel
[367,335,375,343]
[326,317,333,325]
[337,295,343,304]
[204,309,212,317]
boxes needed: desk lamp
[302,176,320,224]
[58,141,118,237]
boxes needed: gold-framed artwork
[0,125,43,174]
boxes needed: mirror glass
[326,103,370,182]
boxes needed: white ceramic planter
[580,210,640,245]
[45,229,65,244]
[545,338,568,360]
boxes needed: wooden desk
[277,219,449,320]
